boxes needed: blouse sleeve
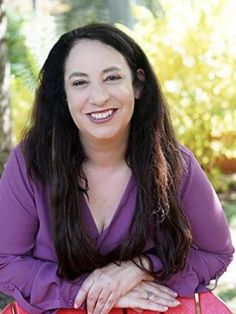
[145,147,234,297]
[0,147,87,314]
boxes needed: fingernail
[162,306,168,312]
[74,304,79,309]
[174,300,180,305]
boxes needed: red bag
[1,292,232,314]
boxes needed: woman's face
[64,39,140,144]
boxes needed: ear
[134,68,145,99]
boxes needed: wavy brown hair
[22,23,192,281]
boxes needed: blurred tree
[54,0,164,33]
[55,0,134,32]
[108,0,134,27]
[136,0,164,17]
[5,0,236,191]
[124,0,236,190]
[6,11,39,143]
[32,0,36,10]
[0,0,11,175]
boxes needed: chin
[95,134,117,141]
[92,128,121,139]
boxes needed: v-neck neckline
[81,174,134,237]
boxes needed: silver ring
[145,290,153,300]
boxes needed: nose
[89,83,109,106]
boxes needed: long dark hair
[23,23,192,281]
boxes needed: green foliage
[6,11,39,91]
[122,0,236,191]
[6,10,39,142]
[10,77,33,141]
[54,0,164,33]
[6,0,236,192]
[54,0,111,33]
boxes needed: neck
[81,133,129,169]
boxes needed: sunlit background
[1,0,236,311]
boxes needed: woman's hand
[115,281,180,313]
[74,257,153,314]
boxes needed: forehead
[64,39,130,73]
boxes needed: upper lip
[86,108,117,115]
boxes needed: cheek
[123,89,136,113]
[67,100,81,120]
[65,86,84,106]
[66,91,78,105]
[67,95,85,114]
[67,105,83,130]
[117,84,135,103]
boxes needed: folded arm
[146,148,234,296]
[0,148,86,313]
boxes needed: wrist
[133,255,154,281]
[134,255,151,270]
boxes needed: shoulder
[3,143,27,175]
[179,144,195,165]
[178,145,205,199]
[11,142,25,161]
[179,144,196,181]
[0,143,43,218]
[1,142,34,194]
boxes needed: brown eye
[105,75,121,82]
[73,80,88,86]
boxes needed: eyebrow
[68,66,122,79]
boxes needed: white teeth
[90,110,113,120]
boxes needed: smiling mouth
[87,109,117,122]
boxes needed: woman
[0,23,234,314]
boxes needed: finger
[142,283,178,301]
[74,277,94,308]
[94,290,116,314]
[157,285,178,297]
[146,288,177,302]
[148,294,180,308]
[132,298,169,312]
[141,284,180,308]
[86,289,102,314]
[86,285,113,314]
[147,282,178,297]
[116,291,169,312]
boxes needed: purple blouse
[0,145,234,314]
